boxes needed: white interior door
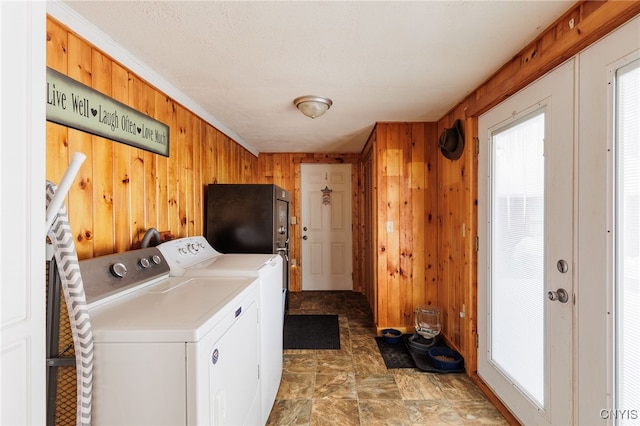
[577,16,640,425]
[300,164,353,291]
[478,60,574,425]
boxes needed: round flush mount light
[293,95,333,119]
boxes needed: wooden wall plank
[410,123,426,314]
[110,62,132,253]
[66,33,94,259]
[90,49,115,256]
[155,93,173,234]
[128,76,151,246]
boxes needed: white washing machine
[157,236,283,425]
[81,247,261,426]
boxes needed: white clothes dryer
[157,236,283,425]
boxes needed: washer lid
[88,276,258,343]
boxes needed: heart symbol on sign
[91,108,97,117]
[137,127,142,134]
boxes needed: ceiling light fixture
[293,95,333,119]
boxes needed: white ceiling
[59,1,574,154]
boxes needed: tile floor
[266,291,510,426]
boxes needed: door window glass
[615,58,640,425]
[490,111,545,407]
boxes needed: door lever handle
[547,288,569,303]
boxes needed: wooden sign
[46,67,170,156]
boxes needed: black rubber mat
[375,335,416,368]
[283,314,340,349]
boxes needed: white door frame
[0,2,47,424]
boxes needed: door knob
[303,226,308,231]
[302,235,308,240]
[547,288,569,303]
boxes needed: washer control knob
[151,255,162,265]
[139,258,150,269]
[179,247,188,255]
[110,262,128,278]
[188,244,199,254]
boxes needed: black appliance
[206,183,290,313]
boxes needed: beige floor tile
[277,372,315,400]
[394,371,446,400]
[358,399,412,426]
[356,374,403,400]
[404,400,462,425]
[313,372,357,400]
[283,354,318,374]
[315,354,354,374]
[310,399,360,426]
[431,373,487,401]
[266,399,312,426]
[353,352,388,375]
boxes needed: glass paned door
[478,59,574,425]
[615,58,640,425]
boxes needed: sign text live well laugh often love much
[46,67,170,157]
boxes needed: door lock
[547,288,569,303]
[557,259,569,273]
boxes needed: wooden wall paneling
[128,76,152,246]
[399,124,414,327]
[435,114,477,365]
[374,125,390,326]
[175,104,189,237]
[423,123,439,306]
[215,133,230,183]
[45,123,69,194]
[193,116,204,235]
[290,154,301,292]
[45,18,68,188]
[201,124,216,184]
[227,134,239,182]
[258,153,274,183]
[66,33,94,260]
[359,134,377,320]
[111,62,132,253]
[45,18,69,191]
[351,162,361,294]
[241,149,253,183]
[373,125,388,326]
[463,116,478,373]
[155,93,173,235]
[409,123,426,317]
[90,50,115,256]
[138,80,159,239]
[167,115,181,236]
[185,111,197,236]
[437,123,466,348]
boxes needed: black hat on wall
[438,119,465,160]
